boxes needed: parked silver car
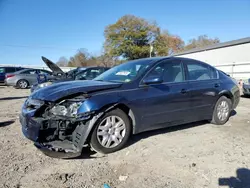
[5,69,52,89]
[243,78,250,96]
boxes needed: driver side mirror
[143,76,163,85]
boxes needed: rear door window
[38,70,52,75]
[21,70,37,74]
[85,68,102,79]
[186,61,217,81]
[75,70,87,80]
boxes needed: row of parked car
[1,57,109,91]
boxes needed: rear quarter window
[209,67,219,79]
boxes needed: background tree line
[57,15,220,67]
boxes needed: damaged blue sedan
[20,57,240,158]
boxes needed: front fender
[77,93,123,114]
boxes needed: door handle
[214,83,220,88]
[181,89,188,94]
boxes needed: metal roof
[174,37,250,56]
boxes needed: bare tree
[185,35,220,50]
[56,56,68,67]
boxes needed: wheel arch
[78,93,138,133]
[218,90,234,104]
[97,103,137,134]
[76,94,138,148]
[78,102,137,148]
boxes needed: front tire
[211,96,232,125]
[90,109,131,154]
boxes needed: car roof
[15,68,35,73]
[137,56,210,66]
[81,66,107,68]
[0,66,24,68]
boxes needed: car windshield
[94,59,154,83]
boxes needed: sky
[0,0,250,66]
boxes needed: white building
[175,37,250,79]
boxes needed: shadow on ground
[128,110,236,148]
[0,96,28,100]
[241,95,250,99]
[0,120,15,127]
[67,147,100,160]
[68,120,213,160]
[219,168,250,188]
[127,120,208,148]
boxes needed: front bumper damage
[20,105,103,159]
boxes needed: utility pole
[149,44,153,58]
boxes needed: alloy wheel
[19,80,28,89]
[96,115,126,148]
[217,100,229,121]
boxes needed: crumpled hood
[31,80,122,101]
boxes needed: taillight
[6,74,15,78]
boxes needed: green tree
[184,35,220,50]
[104,15,186,60]
[104,15,159,60]
[154,31,184,56]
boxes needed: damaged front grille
[29,94,92,154]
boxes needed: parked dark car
[67,67,87,77]
[0,66,24,83]
[243,78,250,96]
[20,57,240,158]
[30,57,109,92]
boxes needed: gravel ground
[1,86,250,188]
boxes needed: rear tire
[211,96,232,125]
[17,79,29,89]
[90,109,131,154]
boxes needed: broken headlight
[26,98,44,109]
[49,101,82,117]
